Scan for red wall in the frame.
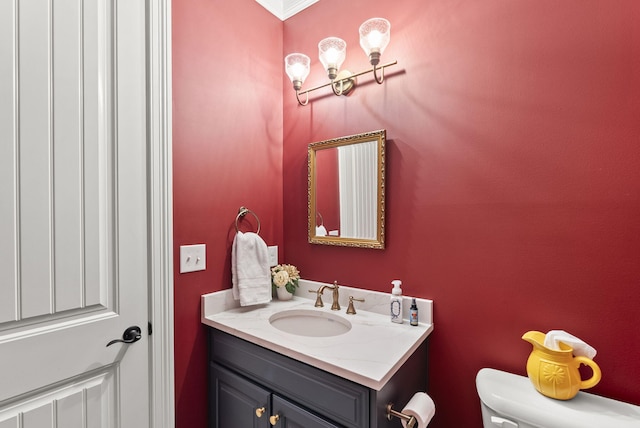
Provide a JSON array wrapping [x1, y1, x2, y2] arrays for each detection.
[[173, 0, 639, 427], [283, 1, 640, 427], [172, 1, 283, 427]]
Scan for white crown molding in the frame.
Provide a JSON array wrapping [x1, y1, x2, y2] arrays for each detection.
[[283, 0, 319, 19], [255, 0, 319, 20]]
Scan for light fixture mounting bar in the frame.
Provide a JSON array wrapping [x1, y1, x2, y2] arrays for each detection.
[[297, 60, 398, 97]]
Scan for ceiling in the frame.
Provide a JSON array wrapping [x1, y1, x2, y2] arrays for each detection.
[[255, 0, 319, 20]]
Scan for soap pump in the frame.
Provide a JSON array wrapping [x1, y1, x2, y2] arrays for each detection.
[[390, 280, 403, 324]]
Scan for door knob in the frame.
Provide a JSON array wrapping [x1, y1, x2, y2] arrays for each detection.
[[255, 407, 265, 418], [269, 414, 280, 425], [106, 326, 142, 347]]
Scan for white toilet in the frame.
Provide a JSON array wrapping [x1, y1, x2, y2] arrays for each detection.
[[476, 368, 640, 428]]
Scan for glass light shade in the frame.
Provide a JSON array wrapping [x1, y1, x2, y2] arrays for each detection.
[[284, 53, 311, 90], [318, 37, 346, 80], [359, 18, 391, 65]]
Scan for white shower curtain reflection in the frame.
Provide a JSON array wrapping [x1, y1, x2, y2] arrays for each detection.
[[338, 141, 377, 239]]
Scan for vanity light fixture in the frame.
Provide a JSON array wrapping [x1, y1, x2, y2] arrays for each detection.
[[285, 18, 398, 106]]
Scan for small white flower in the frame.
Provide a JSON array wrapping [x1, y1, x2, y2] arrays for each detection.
[[273, 270, 290, 287]]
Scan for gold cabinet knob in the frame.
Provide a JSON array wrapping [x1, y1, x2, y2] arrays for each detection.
[[255, 407, 265, 418], [269, 414, 280, 425]]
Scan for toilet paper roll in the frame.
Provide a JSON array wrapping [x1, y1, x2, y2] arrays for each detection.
[[401, 392, 435, 428]]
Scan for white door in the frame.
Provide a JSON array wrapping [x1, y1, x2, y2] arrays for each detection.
[[0, 0, 150, 426]]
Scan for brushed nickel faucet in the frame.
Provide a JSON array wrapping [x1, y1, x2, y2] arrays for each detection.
[[309, 281, 340, 310]]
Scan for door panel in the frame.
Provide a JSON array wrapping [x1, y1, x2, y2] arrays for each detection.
[[0, 0, 149, 426], [211, 363, 271, 428], [17, 0, 53, 319], [0, 0, 112, 327], [0, 370, 112, 428], [272, 395, 340, 428], [0, 419, 17, 428], [0, 0, 18, 325], [52, 0, 87, 313]]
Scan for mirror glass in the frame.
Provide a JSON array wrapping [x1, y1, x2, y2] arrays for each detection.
[[308, 129, 386, 249]]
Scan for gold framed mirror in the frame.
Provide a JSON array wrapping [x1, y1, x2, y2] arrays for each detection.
[[308, 129, 386, 249]]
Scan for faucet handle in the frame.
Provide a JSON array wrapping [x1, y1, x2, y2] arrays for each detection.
[[346, 296, 365, 315], [309, 289, 324, 307]]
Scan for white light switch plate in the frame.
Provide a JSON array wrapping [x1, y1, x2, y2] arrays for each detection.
[[180, 244, 206, 273], [268, 245, 278, 267]]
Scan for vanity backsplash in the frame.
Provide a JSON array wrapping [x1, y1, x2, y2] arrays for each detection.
[[202, 279, 433, 325]]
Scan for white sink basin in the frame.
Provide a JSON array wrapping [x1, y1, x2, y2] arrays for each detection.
[[269, 309, 352, 337]]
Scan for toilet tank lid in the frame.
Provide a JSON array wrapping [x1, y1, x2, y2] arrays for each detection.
[[476, 368, 640, 428]]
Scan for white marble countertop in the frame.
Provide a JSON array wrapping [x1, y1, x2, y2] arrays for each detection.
[[201, 279, 434, 391]]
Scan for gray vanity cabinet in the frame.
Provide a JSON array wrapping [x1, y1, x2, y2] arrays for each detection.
[[208, 329, 428, 428], [211, 363, 339, 428]]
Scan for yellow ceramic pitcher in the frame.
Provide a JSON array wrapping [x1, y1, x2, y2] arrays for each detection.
[[522, 331, 601, 400]]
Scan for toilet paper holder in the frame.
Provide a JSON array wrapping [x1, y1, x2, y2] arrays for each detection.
[[386, 403, 417, 428]]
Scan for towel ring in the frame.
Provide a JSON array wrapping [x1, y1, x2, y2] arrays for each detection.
[[235, 206, 261, 234], [316, 211, 324, 227]]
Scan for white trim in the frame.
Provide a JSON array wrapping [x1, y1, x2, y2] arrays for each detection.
[[147, 0, 175, 427], [283, 0, 319, 20], [255, 0, 318, 20], [255, 0, 284, 19]]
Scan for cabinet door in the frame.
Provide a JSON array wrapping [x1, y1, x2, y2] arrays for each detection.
[[210, 363, 270, 428], [272, 395, 341, 428]]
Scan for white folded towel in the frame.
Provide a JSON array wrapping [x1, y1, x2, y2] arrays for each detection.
[[231, 231, 272, 306], [544, 330, 597, 359], [315, 225, 327, 236]]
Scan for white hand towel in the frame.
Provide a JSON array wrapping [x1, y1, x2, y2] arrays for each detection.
[[544, 330, 597, 359], [231, 231, 272, 306]]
